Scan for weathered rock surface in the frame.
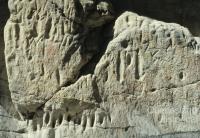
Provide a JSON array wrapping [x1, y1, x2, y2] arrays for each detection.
[[4, 0, 114, 117], [112, 0, 200, 36], [2, 0, 200, 138]]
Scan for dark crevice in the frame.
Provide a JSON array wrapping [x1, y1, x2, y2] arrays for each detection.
[[51, 118, 56, 128], [150, 88, 156, 92], [44, 112, 50, 124], [135, 49, 140, 80], [82, 116, 87, 128], [179, 72, 184, 80], [55, 69, 60, 85], [67, 115, 72, 122], [26, 112, 35, 120], [74, 115, 81, 125], [44, 17, 52, 39], [58, 114, 63, 125], [126, 54, 131, 66], [0, 129, 27, 134], [78, 22, 114, 76], [91, 114, 95, 127], [116, 51, 121, 81], [0, 0, 19, 118], [97, 125, 135, 130], [92, 79, 102, 103]]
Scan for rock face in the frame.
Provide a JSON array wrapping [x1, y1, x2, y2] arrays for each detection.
[[2, 0, 200, 138], [4, 0, 114, 116], [112, 0, 200, 36]]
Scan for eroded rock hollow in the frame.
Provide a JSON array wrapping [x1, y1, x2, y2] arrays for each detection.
[[1, 0, 200, 138]]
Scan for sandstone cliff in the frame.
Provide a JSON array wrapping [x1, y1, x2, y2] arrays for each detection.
[[1, 0, 200, 138]]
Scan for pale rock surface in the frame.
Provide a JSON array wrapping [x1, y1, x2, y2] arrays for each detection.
[[2, 0, 200, 138], [4, 0, 114, 116]]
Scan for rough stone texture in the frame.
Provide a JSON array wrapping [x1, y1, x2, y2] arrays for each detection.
[[112, 0, 200, 36], [0, 1, 21, 136], [94, 12, 200, 135], [0, 0, 15, 114], [2, 0, 200, 138], [4, 0, 114, 117]]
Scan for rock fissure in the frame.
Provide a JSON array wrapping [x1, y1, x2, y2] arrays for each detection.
[[2, 0, 200, 138], [96, 125, 135, 130], [0, 129, 26, 134]]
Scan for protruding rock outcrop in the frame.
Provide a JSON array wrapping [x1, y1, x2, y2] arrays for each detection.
[[4, 0, 114, 116], [2, 0, 200, 138]]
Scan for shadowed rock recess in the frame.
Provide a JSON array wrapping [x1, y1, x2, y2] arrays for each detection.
[[1, 0, 200, 137]]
